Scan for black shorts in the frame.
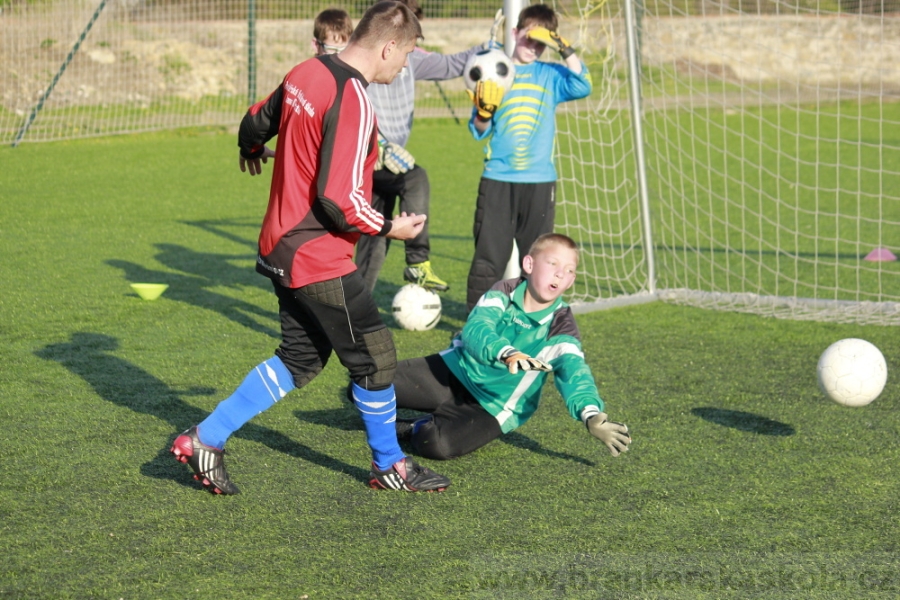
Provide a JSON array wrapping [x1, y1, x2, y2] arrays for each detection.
[[272, 272, 396, 391], [393, 354, 503, 460]]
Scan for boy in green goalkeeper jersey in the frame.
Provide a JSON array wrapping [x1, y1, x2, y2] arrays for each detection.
[[391, 233, 632, 460]]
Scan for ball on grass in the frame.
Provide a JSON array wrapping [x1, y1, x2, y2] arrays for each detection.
[[392, 284, 442, 331], [816, 338, 887, 407]]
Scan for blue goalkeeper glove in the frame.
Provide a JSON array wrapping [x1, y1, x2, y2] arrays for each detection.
[[376, 134, 415, 174]]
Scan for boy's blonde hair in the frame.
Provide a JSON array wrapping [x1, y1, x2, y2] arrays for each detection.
[[516, 3, 559, 32], [528, 233, 579, 262], [314, 8, 353, 44]]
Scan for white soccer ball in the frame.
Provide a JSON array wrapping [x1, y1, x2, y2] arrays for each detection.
[[816, 338, 888, 407], [463, 48, 516, 94], [391, 284, 442, 331]]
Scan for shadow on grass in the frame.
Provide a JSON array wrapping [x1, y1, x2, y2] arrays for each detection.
[[294, 408, 595, 466], [293, 408, 364, 433], [181, 218, 259, 252], [111, 241, 468, 336], [35, 332, 370, 489], [108, 252, 280, 339], [182, 217, 472, 328], [499, 432, 596, 466], [691, 407, 796, 436]]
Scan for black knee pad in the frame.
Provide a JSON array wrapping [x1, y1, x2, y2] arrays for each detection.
[[412, 420, 456, 461], [275, 349, 325, 389], [301, 278, 345, 306], [361, 327, 396, 388], [468, 259, 502, 308], [470, 259, 502, 292]]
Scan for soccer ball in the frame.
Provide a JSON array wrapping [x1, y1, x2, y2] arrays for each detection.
[[391, 284, 442, 331], [463, 48, 516, 94], [816, 338, 888, 407]]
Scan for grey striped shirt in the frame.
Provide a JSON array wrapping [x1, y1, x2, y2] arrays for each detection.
[[368, 45, 481, 147]]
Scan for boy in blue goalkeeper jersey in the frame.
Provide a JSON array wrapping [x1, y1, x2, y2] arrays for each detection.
[[391, 233, 632, 460], [465, 4, 593, 312]]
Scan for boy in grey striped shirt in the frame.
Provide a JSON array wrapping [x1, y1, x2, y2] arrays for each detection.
[[354, 0, 495, 293]]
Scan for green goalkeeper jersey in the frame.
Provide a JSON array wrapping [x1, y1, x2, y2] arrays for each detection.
[[441, 278, 604, 434]]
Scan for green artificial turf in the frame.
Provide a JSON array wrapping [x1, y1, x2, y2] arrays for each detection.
[[0, 121, 897, 599]]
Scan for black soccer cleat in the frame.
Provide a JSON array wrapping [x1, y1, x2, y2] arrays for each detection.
[[368, 457, 450, 492], [170, 426, 240, 495]]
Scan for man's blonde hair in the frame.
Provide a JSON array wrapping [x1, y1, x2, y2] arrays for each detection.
[[528, 232, 579, 262]]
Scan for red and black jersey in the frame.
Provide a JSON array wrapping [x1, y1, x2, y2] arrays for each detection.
[[238, 54, 390, 289]]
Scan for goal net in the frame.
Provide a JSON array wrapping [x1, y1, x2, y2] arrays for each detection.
[[554, 0, 900, 325], [3, 0, 898, 325]]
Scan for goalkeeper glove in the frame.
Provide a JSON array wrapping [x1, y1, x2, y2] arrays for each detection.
[[499, 347, 552, 375], [586, 413, 631, 457], [483, 8, 504, 50], [467, 80, 505, 120], [526, 26, 575, 59], [376, 136, 415, 174]]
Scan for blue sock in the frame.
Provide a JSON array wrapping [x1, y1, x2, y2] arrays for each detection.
[[351, 382, 405, 471], [197, 356, 295, 449]]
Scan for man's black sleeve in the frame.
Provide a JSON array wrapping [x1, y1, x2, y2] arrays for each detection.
[[238, 86, 284, 159]]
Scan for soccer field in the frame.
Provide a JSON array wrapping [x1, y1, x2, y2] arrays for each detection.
[[1, 121, 898, 598]]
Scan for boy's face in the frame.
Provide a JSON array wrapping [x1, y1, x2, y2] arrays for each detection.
[[522, 244, 578, 305], [511, 24, 547, 65], [312, 31, 347, 56]]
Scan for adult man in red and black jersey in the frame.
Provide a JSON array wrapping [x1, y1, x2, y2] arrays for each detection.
[[170, 1, 451, 495]]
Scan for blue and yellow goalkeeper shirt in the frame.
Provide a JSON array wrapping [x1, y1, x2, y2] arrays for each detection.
[[441, 278, 604, 434], [469, 60, 592, 183]]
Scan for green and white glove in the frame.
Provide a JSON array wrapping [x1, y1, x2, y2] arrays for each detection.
[[526, 26, 575, 59], [586, 412, 631, 456], [376, 135, 415, 174], [499, 347, 552, 375]]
